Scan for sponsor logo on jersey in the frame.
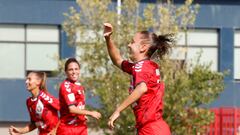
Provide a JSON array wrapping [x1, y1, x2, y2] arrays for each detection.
[[36, 100, 44, 118], [68, 93, 75, 102]]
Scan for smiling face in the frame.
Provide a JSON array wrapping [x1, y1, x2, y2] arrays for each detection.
[[128, 32, 150, 62], [128, 33, 142, 62], [25, 72, 41, 92], [65, 62, 80, 82]]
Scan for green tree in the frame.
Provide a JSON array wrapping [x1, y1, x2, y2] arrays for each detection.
[[62, 0, 224, 134]]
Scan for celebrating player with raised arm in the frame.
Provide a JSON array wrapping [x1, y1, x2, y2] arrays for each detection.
[[9, 71, 59, 135], [104, 23, 172, 135]]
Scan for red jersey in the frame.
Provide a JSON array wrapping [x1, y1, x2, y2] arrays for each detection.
[[121, 59, 164, 128], [59, 79, 86, 125], [26, 91, 59, 135]]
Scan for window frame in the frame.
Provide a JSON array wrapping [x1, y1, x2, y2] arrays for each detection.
[[234, 29, 240, 80], [0, 24, 60, 78], [171, 28, 219, 71]]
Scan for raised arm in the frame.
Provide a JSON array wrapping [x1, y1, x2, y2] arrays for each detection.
[[103, 23, 123, 68]]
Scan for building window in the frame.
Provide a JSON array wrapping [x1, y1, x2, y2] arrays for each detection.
[[234, 30, 240, 80], [170, 29, 218, 71], [0, 24, 59, 78]]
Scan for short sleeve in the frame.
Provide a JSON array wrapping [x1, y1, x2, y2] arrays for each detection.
[[134, 71, 150, 87], [133, 61, 159, 88], [49, 95, 60, 110], [121, 60, 134, 74], [60, 82, 77, 106]]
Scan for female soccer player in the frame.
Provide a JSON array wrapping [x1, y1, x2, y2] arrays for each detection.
[[9, 71, 59, 135], [56, 58, 101, 135], [104, 23, 172, 135]]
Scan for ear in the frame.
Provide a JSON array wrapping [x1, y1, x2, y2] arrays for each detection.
[[35, 78, 42, 86], [139, 44, 149, 53]]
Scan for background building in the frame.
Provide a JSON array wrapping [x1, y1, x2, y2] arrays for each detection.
[[0, 0, 239, 134]]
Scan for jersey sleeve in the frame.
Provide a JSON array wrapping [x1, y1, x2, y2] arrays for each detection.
[[134, 70, 150, 87], [40, 92, 60, 110], [59, 82, 77, 106], [134, 62, 159, 88], [121, 60, 134, 74], [49, 95, 60, 110]]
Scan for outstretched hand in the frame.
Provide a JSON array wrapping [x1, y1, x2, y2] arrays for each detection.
[[108, 111, 120, 129], [90, 111, 102, 120], [9, 126, 21, 135], [103, 23, 113, 37]]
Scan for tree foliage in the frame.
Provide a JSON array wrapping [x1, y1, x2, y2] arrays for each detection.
[[62, 0, 224, 134]]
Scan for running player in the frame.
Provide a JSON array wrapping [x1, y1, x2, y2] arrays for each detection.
[[104, 23, 172, 135], [9, 71, 59, 135], [56, 58, 101, 135]]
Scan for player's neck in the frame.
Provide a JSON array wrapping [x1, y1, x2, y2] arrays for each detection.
[[31, 88, 40, 98], [133, 55, 149, 63]]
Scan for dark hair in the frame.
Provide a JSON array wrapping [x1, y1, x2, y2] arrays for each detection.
[[64, 57, 80, 71], [139, 31, 174, 59], [28, 71, 48, 92]]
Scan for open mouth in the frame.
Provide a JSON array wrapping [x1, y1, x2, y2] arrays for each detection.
[[72, 74, 78, 78]]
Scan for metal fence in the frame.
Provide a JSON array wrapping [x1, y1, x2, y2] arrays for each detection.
[[206, 107, 240, 135]]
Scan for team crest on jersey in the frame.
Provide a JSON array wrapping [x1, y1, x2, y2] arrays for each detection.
[[134, 61, 144, 72]]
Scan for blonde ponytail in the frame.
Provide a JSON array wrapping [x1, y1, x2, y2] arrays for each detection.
[[39, 72, 48, 92]]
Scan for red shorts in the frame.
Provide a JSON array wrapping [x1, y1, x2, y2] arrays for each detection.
[[137, 119, 171, 135], [56, 122, 87, 135]]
